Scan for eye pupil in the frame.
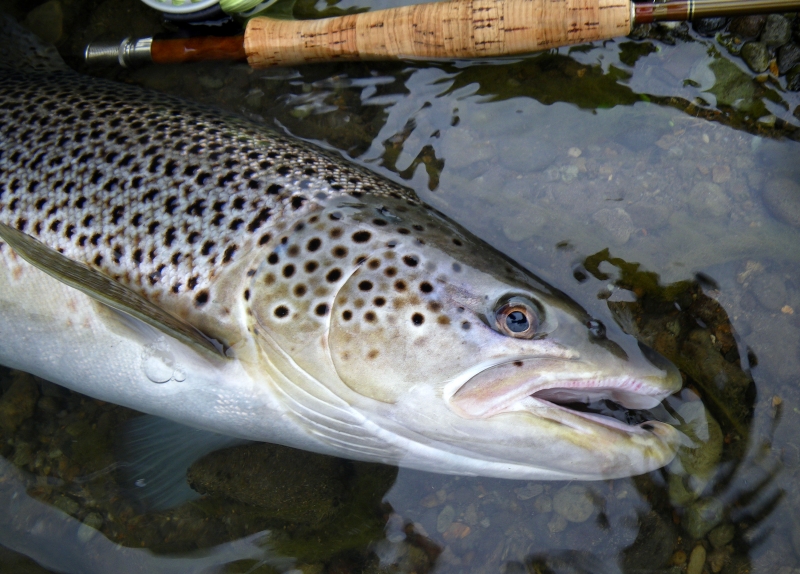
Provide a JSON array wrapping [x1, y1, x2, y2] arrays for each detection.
[[506, 311, 529, 332]]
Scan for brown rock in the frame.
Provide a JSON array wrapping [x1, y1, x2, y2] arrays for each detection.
[[729, 15, 766, 38]]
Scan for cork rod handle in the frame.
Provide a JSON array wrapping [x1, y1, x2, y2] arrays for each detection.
[[243, 0, 633, 68]]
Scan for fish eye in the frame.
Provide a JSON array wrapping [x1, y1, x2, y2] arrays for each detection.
[[494, 298, 538, 339], [587, 319, 606, 339]]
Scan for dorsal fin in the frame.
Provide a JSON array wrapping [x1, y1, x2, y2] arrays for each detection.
[[0, 223, 226, 357], [0, 13, 69, 73]]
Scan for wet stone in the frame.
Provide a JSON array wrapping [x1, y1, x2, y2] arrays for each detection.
[[740, 42, 770, 73], [187, 442, 349, 525], [592, 208, 635, 245], [729, 15, 766, 38], [687, 545, 707, 574], [683, 498, 725, 539], [708, 523, 735, 548], [762, 177, 800, 226], [778, 43, 800, 75], [688, 182, 731, 218], [0, 374, 39, 433], [436, 505, 456, 533], [760, 14, 792, 48], [787, 64, 800, 91], [52, 495, 80, 516], [533, 494, 553, 513], [693, 17, 729, 37], [547, 513, 568, 533], [553, 485, 594, 523], [751, 273, 788, 311], [514, 483, 544, 500]]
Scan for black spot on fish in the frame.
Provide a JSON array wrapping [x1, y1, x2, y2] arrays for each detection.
[[374, 297, 386, 307], [412, 313, 424, 326], [267, 253, 279, 265], [327, 269, 342, 282], [247, 208, 271, 232], [315, 303, 328, 316], [283, 264, 295, 278], [403, 256, 418, 267], [294, 285, 307, 297], [342, 310, 352, 321], [332, 246, 348, 258], [195, 291, 209, 307], [305, 261, 319, 273], [420, 282, 433, 293], [365, 311, 377, 322], [395, 280, 406, 291], [223, 245, 237, 263], [358, 281, 373, 291], [352, 231, 371, 243], [307, 238, 321, 252]]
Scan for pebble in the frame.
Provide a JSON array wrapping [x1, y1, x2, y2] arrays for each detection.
[[762, 177, 800, 226], [687, 545, 707, 574], [52, 495, 80, 516], [750, 273, 788, 311], [0, 376, 39, 433], [683, 498, 725, 539], [514, 483, 544, 500], [533, 494, 553, 513], [688, 182, 731, 218], [740, 42, 770, 73], [592, 207, 635, 245], [436, 505, 456, 533], [708, 523, 735, 548], [777, 43, 800, 75], [547, 513, 568, 533], [693, 17, 729, 37], [729, 15, 766, 38], [552, 485, 594, 523], [787, 64, 800, 91], [442, 522, 470, 541], [760, 14, 792, 48]]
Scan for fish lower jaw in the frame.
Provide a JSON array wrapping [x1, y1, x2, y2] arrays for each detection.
[[511, 394, 673, 437]]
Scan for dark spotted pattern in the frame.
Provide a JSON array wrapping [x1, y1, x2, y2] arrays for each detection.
[[0, 69, 416, 313]]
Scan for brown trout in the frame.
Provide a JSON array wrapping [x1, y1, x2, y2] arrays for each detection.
[[0, 16, 681, 481]]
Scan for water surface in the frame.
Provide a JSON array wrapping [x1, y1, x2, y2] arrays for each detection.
[[1, 1, 799, 572]]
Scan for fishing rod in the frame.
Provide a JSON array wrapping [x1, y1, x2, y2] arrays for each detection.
[[85, 0, 800, 68]]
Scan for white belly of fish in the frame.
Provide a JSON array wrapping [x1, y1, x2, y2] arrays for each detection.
[[0, 251, 325, 451]]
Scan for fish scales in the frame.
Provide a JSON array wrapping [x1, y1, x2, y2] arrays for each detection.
[[0, 69, 416, 323]]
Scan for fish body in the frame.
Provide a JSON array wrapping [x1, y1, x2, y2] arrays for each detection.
[[0, 19, 682, 480]]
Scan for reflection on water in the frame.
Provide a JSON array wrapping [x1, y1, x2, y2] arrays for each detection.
[[1, 0, 799, 571]]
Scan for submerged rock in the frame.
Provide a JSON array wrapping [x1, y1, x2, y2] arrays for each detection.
[[188, 443, 349, 525], [778, 43, 800, 75], [553, 485, 594, 523], [762, 177, 800, 226], [760, 14, 792, 48], [740, 42, 770, 73], [729, 15, 766, 38], [0, 372, 39, 433]]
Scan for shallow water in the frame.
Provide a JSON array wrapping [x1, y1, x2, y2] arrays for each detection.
[[1, 1, 800, 572]]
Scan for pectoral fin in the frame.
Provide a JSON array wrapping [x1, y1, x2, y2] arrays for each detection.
[[0, 223, 224, 357]]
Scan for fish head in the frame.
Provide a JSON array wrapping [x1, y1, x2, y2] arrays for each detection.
[[247, 193, 681, 479]]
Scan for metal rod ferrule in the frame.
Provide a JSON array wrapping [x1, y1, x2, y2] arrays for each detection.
[[84, 37, 153, 68]]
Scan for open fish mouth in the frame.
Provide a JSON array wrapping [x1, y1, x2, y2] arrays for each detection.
[[449, 358, 678, 434]]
